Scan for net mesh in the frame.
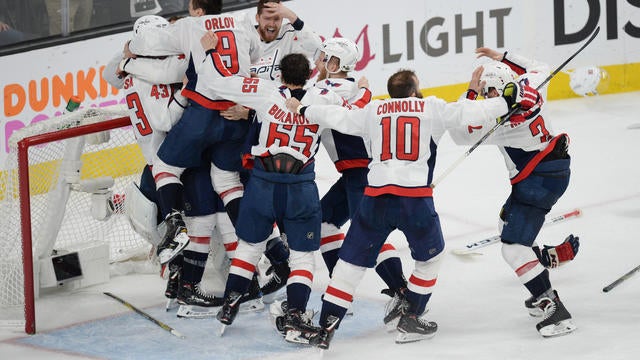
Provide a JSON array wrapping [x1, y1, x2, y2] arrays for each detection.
[[0, 105, 150, 325]]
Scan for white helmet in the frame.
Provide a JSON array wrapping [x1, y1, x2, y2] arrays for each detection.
[[569, 66, 609, 96], [480, 61, 517, 96], [320, 37, 359, 73], [133, 15, 169, 36]]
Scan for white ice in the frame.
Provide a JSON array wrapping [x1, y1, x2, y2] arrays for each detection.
[[1, 91, 639, 359]]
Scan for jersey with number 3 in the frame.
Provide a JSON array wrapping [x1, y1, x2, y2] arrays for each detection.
[[122, 56, 188, 165]]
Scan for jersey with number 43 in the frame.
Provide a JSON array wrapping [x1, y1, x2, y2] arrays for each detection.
[[302, 96, 509, 196], [450, 52, 555, 182], [128, 14, 261, 109]]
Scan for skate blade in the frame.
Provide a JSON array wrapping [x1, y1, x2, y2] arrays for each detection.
[[284, 330, 310, 345], [538, 319, 577, 337], [166, 298, 178, 311], [239, 298, 265, 313], [176, 305, 221, 319], [395, 330, 436, 344], [219, 324, 227, 337]]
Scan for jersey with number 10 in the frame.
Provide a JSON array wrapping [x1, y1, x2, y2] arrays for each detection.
[[303, 96, 509, 197]]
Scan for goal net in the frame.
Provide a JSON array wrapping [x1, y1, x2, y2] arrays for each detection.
[[0, 104, 152, 333]]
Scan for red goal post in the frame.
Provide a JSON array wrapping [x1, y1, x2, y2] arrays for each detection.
[[0, 105, 151, 334]]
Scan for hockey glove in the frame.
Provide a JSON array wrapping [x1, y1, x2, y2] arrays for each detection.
[[537, 234, 580, 269], [502, 82, 540, 110]]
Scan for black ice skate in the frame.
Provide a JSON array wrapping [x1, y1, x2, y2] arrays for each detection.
[[533, 290, 577, 337], [164, 262, 181, 311], [260, 261, 290, 303], [239, 274, 265, 312], [157, 211, 189, 265], [382, 287, 408, 331], [283, 309, 322, 345], [176, 282, 224, 318], [395, 312, 438, 344], [308, 315, 340, 350], [525, 295, 544, 317], [216, 292, 243, 336]]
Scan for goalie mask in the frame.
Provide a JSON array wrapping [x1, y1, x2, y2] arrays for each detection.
[[317, 37, 359, 74], [133, 15, 169, 36], [569, 66, 609, 96], [480, 61, 517, 97]]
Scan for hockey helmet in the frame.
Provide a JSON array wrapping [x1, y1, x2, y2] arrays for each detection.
[[133, 15, 169, 36], [480, 61, 517, 96], [319, 37, 359, 74], [569, 66, 609, 96]]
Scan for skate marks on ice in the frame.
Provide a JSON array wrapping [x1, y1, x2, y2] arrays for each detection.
[[13, 294, 384, 360]]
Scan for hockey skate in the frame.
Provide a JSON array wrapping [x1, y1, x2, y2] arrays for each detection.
[[395, 312, 438, 344], [157, 211, 190, 265], [382, 287, 408, 331], [216, 291, 243, 335], [239, 274, 265, 313], [283, 309, 322, 345], [164, 262, 182, 311], [270, 300, 316, 337], [260, 262, 290, 304], [308, 315, 340, 350], [175, 282, 224, 319], [532, 291, 577, 337]]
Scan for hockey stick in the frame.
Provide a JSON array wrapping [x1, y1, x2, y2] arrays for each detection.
[[430, 27, 600, 189], [452, 208, 582, 256], [602, 264, 640, 293], [104, 292, 185, 339]]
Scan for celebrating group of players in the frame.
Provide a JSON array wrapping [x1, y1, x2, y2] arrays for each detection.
[[106, 0, 581, 350]]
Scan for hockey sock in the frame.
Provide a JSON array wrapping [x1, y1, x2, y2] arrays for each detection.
[[286, 283, 311, 312], [156, 183, 184, 218], [525, 269, 552, 299], [264, 236, 289, 264], [181, 250, 208, 284], [319, 300, 348, 329], [224, 273, 252, 298], [405, 290, 432, 315], [375, 257, 406, 291], [321, 249, 339, 276], [224, 198, 241, 226]]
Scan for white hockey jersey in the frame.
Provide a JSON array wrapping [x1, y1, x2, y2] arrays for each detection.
[[128, 14, 261, 110], [302, 96, 509, 197], [315, 78, 372, 171], [205, 75, 348, 164], [250, 18, 321, 81], [449, 52, 556, 183], [121, 55, 188, 165]]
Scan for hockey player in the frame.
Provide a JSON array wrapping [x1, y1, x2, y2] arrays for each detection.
[[219, 0, 322, 300], [455, 47, 579, 337], [284, 69, 535, 347], [313, 37, 408, 325], [197, 31, 370, 343], [107, 15, 237, 312]]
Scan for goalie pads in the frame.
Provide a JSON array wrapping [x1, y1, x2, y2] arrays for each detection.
[[124, 181, 161, 245]]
